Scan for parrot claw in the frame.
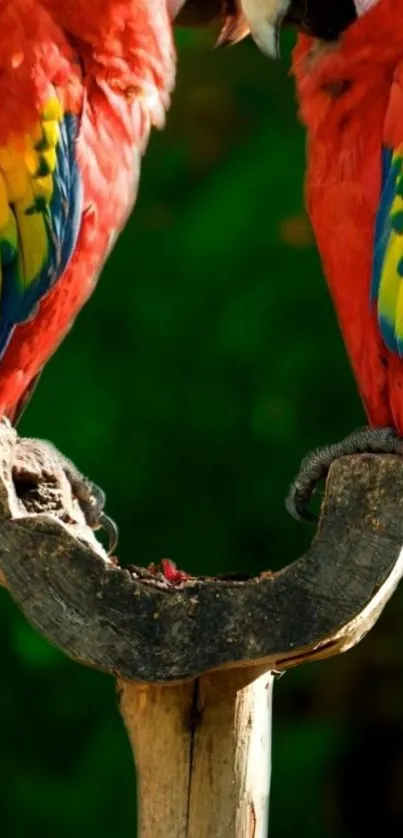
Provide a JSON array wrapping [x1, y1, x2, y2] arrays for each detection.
[[286, 426, 403, 523], [97, 512, 119, 556], [63, 465, 118, 556], [16, 439, 118, 555]]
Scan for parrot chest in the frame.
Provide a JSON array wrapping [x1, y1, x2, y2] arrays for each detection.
[[305, 94, 385, 314], [292, 27, 403, 429], [301, 75, 396, 425]]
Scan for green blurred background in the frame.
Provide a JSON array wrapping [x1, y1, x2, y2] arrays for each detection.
[[1, 24, 402, 838]]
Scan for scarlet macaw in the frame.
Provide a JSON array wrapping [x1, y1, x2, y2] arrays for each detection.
[[219, 0, 403, 519], [0, 0, 225, 551]]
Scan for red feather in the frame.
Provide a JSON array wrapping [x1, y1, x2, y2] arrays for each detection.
[[292, 0, 403, 433], [0, 0, 176, 420]]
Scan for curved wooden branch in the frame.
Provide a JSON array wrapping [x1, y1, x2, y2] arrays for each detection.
[[1, 422, 403, 837], [0, 422, 402, 682]]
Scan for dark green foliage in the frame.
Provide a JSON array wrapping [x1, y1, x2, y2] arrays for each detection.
[[1, 28, 401, 838]]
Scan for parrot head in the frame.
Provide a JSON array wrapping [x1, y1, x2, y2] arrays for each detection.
[[176, 0, 379, 55], [245, 0, 358, 54]]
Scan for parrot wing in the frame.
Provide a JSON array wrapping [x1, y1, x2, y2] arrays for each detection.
[[371, 145, 403, 356], [0, 93, 82, 359]]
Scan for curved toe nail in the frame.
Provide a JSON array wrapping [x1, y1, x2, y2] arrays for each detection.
[[98, 512, 119, 555]]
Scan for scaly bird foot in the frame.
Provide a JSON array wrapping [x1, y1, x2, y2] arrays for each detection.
[[286, 426, 403, 523], [59, 451, 118, 555], [17, 439, 118, 554]]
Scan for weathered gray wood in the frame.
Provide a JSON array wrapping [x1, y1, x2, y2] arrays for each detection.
[[0, 422, 402, 682]]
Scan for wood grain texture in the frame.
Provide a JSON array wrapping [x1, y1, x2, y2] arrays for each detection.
[[118, 668, 273, 838], [0, 422, 402, 681]]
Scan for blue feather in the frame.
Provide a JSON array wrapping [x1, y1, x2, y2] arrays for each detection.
[[371, 147, 396, 303], [0, 106, 82, 357], [371, 145, 403, 357]]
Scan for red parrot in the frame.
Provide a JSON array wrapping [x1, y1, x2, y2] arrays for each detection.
[[220, 0, 403, 518], [0, 0, 179, 425], [0, 0, 232, 566], [0, 0, 246, 578], [0, 0, 182, 548]]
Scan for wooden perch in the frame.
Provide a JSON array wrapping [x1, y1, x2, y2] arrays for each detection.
[[0, 420, 402, 837]]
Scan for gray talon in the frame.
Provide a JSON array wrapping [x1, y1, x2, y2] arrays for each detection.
[[17, 438, 119, 554], [66, 472, 118, 554], [286, 426, 402, 523], [98, 512, 119, 556]]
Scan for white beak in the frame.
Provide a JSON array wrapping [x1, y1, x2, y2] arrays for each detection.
[[167, 0, 188, 19], [240, 0, 290, 56], [354, 0, 380, 15]]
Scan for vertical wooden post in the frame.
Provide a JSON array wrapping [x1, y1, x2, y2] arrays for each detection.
[[118, 667, 273, 838]]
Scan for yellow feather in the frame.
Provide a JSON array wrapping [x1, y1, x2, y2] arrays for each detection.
[[40, 148, 57, 174], [41, 98, 63, 122], [30, 124, 43, 146], [24, 146, 39, 176], [0, 212, 18, 271], [32, 174, 53, 204], [0, 213, 18, 251], [395, 280, 403, 344], [41, 121, 60, 149], [0, 145, 21, 173], [14, 181, 36, 213], [4, 166, 30, 203], [392, 193, 403, 215], [14, 185, 48, 285], [378, 233, 402, 325], [0, 94, 63, 289], [0, 174, 10, 229], [15, 211, 48, 286]]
